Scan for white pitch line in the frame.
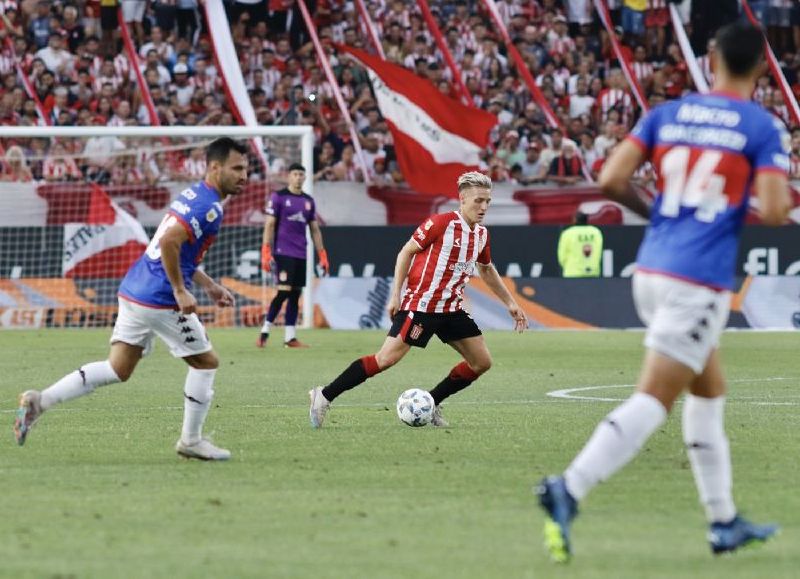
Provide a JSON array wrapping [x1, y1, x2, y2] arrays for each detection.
[[546, 377, 798, 406]]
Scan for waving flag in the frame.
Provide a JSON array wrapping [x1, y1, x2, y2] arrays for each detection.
[[340, 45, 497, 197], [63, 185, 149, 278]]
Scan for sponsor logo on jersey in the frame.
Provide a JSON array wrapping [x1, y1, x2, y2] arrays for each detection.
[[170, 200, 190, 215], [448, 261, 474, 274], [287, 211, 307, 223], [454, 238, 461, 248], [305, 201, 312, 211], [181, 188, 197, 200], [206, 208, 218, 222], [424, 219, 433, 230], [415, 228, 425, 240]]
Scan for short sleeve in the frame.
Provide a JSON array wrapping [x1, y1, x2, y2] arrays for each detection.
[[306, 195, 317, 222], [411, 214, 448, 250], [477, 228, 491, 265], [626, 107, 659, 155], [752, 115, 790, 176], [266, 192, 281, 217]]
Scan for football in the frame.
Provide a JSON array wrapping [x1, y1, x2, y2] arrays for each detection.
[[396, 388, 434, 427]]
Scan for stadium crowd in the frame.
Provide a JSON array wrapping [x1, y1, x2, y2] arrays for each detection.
[[1, 0, 800, 187]]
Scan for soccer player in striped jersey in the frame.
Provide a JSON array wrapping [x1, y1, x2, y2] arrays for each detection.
[[309, 171, 528, 428], [536, 22, 791, 562]]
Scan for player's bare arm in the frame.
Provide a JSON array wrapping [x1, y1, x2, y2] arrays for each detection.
[[309, 220, 330, 275], [754, 171, 791, 226], [476, 262, 527, 332], [193, 269, 235, 308], [598, 139, 651, 219], [262, 214, 276, 248], [159, 223, 196, 314], [387, 240, 422, 319]]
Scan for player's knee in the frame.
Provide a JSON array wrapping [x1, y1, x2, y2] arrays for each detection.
[[472, 355, 492, 375], [112, 363, 134, 382], [376, 351, 400, 369]]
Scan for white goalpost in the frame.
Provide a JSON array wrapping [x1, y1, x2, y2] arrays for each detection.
[[0, 125, 316, 330]]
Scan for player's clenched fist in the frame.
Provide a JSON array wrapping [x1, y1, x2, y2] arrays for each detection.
[[317, 249, 330, 276]]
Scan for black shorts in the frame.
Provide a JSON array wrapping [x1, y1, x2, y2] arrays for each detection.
[[100, 6, 118, 31], [275, 255, 306, 288], [388, 310, 482, 348]]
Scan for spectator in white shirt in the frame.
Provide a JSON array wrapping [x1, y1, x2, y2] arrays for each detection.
[[36, 33, 73, 79]]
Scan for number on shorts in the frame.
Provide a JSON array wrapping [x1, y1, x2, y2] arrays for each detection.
[[659, 146, 728, 223]]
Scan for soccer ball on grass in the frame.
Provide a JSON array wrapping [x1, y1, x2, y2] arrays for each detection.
[[396, 388, 434, 427]]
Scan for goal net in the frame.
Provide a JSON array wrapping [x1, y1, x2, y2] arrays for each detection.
[[0, 126, 314, 330]]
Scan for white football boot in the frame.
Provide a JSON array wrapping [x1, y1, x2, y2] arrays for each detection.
[[309, 386, 331, 428], [176, 438, 231, 461], [14, 390, 44, 446]]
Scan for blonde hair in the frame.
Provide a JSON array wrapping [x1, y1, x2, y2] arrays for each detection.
[[5, 145, 26, 164], [457, 171, 492, 193]]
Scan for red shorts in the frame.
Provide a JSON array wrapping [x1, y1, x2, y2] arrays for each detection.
[[645, 8, 669, 28]]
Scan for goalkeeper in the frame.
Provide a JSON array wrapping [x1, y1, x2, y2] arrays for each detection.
[[258, 163, 329, 348]]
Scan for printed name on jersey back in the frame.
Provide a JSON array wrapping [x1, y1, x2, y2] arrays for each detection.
[[676, 103, 740, 127]]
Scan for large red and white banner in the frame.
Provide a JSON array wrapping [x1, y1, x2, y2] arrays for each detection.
[[340, 45, 498, 197], [203, 0, 269, 171], [62, 185, 149, 278]]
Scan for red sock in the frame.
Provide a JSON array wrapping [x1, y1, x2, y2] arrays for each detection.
[[361, 355, 381, 377], [449, 361, 479, 381]]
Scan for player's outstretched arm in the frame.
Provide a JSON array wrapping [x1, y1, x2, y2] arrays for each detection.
[[387, 240, 421, 319], [476, 262, 527, 332], [754, 171, 792, 226], [193, 270, 235, 308], [598, 139, 650, 219]]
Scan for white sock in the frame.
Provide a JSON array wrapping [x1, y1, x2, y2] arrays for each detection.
[[260, 319, 271, 333], [285, 325, 296, 342], [181, 368, 216, 445], [40, 361, 120, 410], [682, 394, 736, 523], [564, 392, 667, 501]]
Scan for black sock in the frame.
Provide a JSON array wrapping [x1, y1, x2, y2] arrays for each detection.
[[429, 377, 474, 406], [429, 361, 479, 405], [322, 355, 380, 401], [266, 290, 290, 322]]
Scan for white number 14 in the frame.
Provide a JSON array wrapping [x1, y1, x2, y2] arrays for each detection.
[[660, 146, 729, 222]]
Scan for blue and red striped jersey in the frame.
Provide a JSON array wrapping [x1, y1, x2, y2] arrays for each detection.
[[119, 181, 224, 308], [628, 91, 789, 289]]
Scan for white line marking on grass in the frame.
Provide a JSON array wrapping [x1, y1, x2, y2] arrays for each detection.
[[546, 377, 798, 406]]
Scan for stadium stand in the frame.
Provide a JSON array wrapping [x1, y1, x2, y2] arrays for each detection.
[[0, 0, 799, 188]]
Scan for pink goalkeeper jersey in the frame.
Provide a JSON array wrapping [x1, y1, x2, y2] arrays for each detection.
[[401, 211, 491, 313]]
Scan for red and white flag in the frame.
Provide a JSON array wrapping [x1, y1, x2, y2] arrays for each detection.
[[340, 45, 498, 196], [62, 185, 149, 278]]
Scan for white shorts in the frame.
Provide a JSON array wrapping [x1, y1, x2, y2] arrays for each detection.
[[122, 0, 146, 22], [633, 271, 730, 374], [111, 297, 212, 358]]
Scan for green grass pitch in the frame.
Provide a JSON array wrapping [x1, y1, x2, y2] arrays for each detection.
[[1, 329, 799, 578]]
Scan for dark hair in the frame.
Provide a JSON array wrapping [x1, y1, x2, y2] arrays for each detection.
[[575, 211, 588, 225], [715, 22, 764, 77], [288, 162, 306, 172], [206, 138, 247, 164]]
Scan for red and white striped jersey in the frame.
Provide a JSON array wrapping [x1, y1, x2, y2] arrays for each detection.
[[631, 61, 653, 82], [401, 212, 491, 313], [596, 87, 634, 125]]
